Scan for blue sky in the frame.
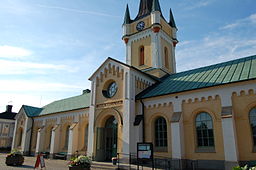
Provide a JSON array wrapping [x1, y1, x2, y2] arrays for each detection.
[[0, 0, 256, 112]]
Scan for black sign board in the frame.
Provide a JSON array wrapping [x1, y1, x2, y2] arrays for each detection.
[[137, 143, 153, 159]]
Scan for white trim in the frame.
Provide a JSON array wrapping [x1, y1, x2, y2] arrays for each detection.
[[144, 83, 256, 112]]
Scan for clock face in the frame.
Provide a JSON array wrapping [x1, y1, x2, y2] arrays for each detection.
[[136, 21, 145, 31], [107, 82, 118, 98]]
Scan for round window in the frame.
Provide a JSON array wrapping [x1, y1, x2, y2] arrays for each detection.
[[102, 81, 118, 98]]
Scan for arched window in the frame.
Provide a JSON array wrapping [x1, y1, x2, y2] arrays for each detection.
[[155, 117, 167, 147], [18, 128, 23, 147], [249, 108, 256, 148], [196, 112, 214, 147], [139, 46, 145, 66], [64, 126, 70, 149], [164, 47, 169, 69]]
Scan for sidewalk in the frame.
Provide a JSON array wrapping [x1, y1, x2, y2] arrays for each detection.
[[0, 154, 154, 170]]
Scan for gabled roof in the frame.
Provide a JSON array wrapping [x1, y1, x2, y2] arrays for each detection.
[[21, 92, 90, 117], [137, 55, 256, 99], [89, 57, 158, 82], [23, 105, 42, 117]]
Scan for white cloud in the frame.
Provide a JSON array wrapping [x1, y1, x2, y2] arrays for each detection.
[[0, 79, 85, 112], [0, 45, 32, 59], [221, 13, 256, 30], [0, 80, 83, 92], [36, 4, 120, 18], [184, 0, 214, 10], [0, 59, 70, 75], [176, 35, 256, 72]]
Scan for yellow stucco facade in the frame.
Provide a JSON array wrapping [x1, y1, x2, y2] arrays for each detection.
[[11, 1, 256, 170]]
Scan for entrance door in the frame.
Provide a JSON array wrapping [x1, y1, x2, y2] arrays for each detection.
[[105, 116, 118, 161]]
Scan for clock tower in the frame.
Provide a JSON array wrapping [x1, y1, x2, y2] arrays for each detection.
[[122, 0, 178, 78]]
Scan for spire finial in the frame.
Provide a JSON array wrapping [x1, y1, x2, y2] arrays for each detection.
[[123, 4, 131, 25], [169, 8, 177, 28], [135, 0, 153, 20], [152, 0, 161, 12]]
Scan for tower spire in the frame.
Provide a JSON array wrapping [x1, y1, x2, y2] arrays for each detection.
[[135, 0, 153, 20], [152, 0, 161, 12], [169, 8, 177, 28], [123, 4, 131, 25]]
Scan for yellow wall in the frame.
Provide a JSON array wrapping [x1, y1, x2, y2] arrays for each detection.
[[130, 16, 151, 35], [182, 96, 225, 160], [95, 66, 124, 105], [232, 90, 256, 161], [144, 104, 173, 158], [160, 18, 172, 37], [131, 36, 152, 69], [161, 37, 173, 73], [94, 68, 125, 158]]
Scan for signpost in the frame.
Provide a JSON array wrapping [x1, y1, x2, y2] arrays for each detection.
[[137, 143, 154, 170]]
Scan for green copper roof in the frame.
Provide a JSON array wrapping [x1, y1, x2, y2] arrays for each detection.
[[169, 8, 177, 28], [123, 4, 131, 25], [23, 105, 42, 117], [137, 55, 256, 99], [152, 0, 161, 12], [22, 92, 91, 117]]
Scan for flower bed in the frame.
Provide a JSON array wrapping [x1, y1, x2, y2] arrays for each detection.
[[5, 149, 24, 166], [68, 155, 91, 170]]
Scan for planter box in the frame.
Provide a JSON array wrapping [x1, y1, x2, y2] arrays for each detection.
[[5, 155, 24, 166], [69, 166, 90, 170]]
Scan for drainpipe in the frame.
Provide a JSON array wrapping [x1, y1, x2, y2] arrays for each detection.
[[28, 117, 34, 156], [140, 100, 145, 143]]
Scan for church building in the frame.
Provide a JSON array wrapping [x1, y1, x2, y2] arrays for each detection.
[[12, 0, 256, 169]]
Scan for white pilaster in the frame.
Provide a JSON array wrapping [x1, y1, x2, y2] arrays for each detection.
[[151, 32, 161, 68], [67, 123, 78, 158], [36, 127, 45, 154], [22, 117, 32, 155], [11, 119, 18, 149], [126, 41, 132, 65], [87, 79, 96, 157], [50, 125, 60, 156], [151, 11, 161, 24], [67, 128, 73, 155], [221, 115, 239, 169]]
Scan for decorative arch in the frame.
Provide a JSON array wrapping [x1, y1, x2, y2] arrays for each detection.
[[148, 113, 169, 151], [190, 108, 217, 122], [95, 108, 123, 128], [195, 112, 215, 147]]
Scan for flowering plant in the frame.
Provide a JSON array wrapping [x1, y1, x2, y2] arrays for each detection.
[[68, 155, 91, 168], [111, 157, 117, 161], [233, 165, 256, 170], [7, 149, 23, 157]]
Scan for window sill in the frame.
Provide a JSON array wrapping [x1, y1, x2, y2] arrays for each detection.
[[154, 147, 168, 152], [195, 147, 215, 153]]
